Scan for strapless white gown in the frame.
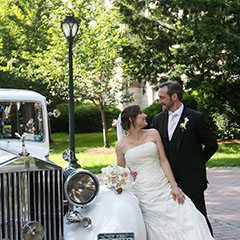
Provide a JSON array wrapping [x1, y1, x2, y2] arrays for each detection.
[[125, 141, 214, 240]]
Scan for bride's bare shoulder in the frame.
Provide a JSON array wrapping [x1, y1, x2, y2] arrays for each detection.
[[115, 137, 128, 152], [143, 129, 161, 143], [144, 128, 160, 136]]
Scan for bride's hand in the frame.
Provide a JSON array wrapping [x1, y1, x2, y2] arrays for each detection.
[[172, 186, 185, 204]]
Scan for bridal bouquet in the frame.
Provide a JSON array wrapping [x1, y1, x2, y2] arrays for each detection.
[[101, 162, 131, 194]]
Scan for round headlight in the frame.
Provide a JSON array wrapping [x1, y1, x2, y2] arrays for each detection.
[[64, 170, 99, 206]]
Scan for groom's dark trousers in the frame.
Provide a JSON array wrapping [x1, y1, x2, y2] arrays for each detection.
[[152, 107, 218, 236]]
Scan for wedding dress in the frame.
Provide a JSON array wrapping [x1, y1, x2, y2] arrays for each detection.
[[125, 141, 214, 240]]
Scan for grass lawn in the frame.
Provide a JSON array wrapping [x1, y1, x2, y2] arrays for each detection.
[[49, 132, 240, 173], [50, 131, 117, 173], [207, 141, 240, 167]]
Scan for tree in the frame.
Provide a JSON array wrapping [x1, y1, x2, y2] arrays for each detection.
[[0, 0, 63, 106], [72, 1, 133, 147], [115, 0, 240, 138], [38, 1, 133, 147], [12, 0, 133, 147], [0, 0, 134, 146]]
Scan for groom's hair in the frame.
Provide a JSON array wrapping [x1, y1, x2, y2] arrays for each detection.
[[159, 81, 183, 101], [121, 105, 141, 130]]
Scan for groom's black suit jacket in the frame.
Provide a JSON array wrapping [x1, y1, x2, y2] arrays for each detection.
[[152, 106, 218, 195]]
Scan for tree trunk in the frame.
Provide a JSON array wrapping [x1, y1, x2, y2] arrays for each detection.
[[100, 106, 109, 148]]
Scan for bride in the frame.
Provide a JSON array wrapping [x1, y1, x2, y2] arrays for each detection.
[[115, 104, 214, 240]]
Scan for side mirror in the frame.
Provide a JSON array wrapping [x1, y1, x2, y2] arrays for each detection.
[[48, 109, 61, 118], [62, 149, 74, 168]]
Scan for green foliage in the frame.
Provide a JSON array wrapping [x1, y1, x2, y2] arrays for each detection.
[[192, 83, 240, 139], [74, 104, 102, 133], [0, 0, 134, 147], [116, 0, 240, 140], [0, 0, 62, 94], [50, 102, 120, 133], [212, 113, 240, 140], [1, 0, 239, 140], [143, 100, 162, 125], [182, 92, 197, 110], [50, 103, 69, 133]]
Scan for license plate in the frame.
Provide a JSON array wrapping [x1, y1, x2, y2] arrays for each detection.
[[98, 232, 134, 240]]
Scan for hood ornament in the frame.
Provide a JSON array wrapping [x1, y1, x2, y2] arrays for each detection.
[[15, 132, 30, 157]]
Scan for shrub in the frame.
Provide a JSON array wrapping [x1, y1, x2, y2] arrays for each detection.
[[192, 91, 240, 140], [74, 104, 102, 133], [182, 92, 198, 110], [143, 100, 162, 126], [50, 102, 120, 133], [50, 103, 69, 133], [212, 112, 240, 140]]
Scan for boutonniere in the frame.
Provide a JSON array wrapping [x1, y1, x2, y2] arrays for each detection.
[[180, 117, 189, 132]]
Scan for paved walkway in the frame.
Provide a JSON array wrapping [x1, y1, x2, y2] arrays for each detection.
[[205, 167, 240, 240]]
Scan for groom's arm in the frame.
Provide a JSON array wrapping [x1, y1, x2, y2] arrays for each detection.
[[196, 113, 218, 162]]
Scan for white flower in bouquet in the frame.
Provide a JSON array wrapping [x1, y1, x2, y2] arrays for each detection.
[[101, 162, 131, 193]]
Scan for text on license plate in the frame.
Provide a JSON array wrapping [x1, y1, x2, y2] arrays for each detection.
[[98, 232, 134, 240]]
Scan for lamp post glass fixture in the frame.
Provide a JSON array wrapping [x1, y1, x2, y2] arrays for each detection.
[[61, 14, 80, 168]]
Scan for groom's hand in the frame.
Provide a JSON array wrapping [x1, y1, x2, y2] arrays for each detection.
[[130, 171, 138, 181], [172, 187, 185, 204]]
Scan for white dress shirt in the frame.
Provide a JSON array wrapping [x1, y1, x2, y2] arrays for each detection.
[[168, 104, 184, 140]]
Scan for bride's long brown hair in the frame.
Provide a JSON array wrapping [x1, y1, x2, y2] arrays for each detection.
[[121, 105, 141, 131]]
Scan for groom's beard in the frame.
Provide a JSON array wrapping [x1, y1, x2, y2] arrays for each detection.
[[162, 98, 174, 112]]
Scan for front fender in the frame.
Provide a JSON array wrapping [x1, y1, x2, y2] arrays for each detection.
[[64, 185, 146, 240]]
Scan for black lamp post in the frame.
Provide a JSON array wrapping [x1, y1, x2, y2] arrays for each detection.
[[61, 14, 80, 168]]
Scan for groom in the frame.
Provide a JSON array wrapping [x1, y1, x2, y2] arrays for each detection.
[[152, 81, 218, 235]]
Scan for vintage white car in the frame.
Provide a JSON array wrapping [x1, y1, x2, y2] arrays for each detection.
[[0, 89, 146, 240]]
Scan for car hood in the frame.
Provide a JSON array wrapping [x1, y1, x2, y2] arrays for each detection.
[[0, 147, 19, 165]]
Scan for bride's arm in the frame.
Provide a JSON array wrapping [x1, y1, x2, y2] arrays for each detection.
[[150, 129, 185, 204], [115, 141, 126, 168]]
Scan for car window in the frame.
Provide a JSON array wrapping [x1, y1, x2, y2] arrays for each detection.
[[0, 101, 44, 141]]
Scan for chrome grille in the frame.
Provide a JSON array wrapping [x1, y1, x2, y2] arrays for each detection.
[[0, 157, 64, 240]]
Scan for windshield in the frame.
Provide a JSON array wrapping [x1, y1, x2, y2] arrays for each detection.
[[0, 101, 44, 141]]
